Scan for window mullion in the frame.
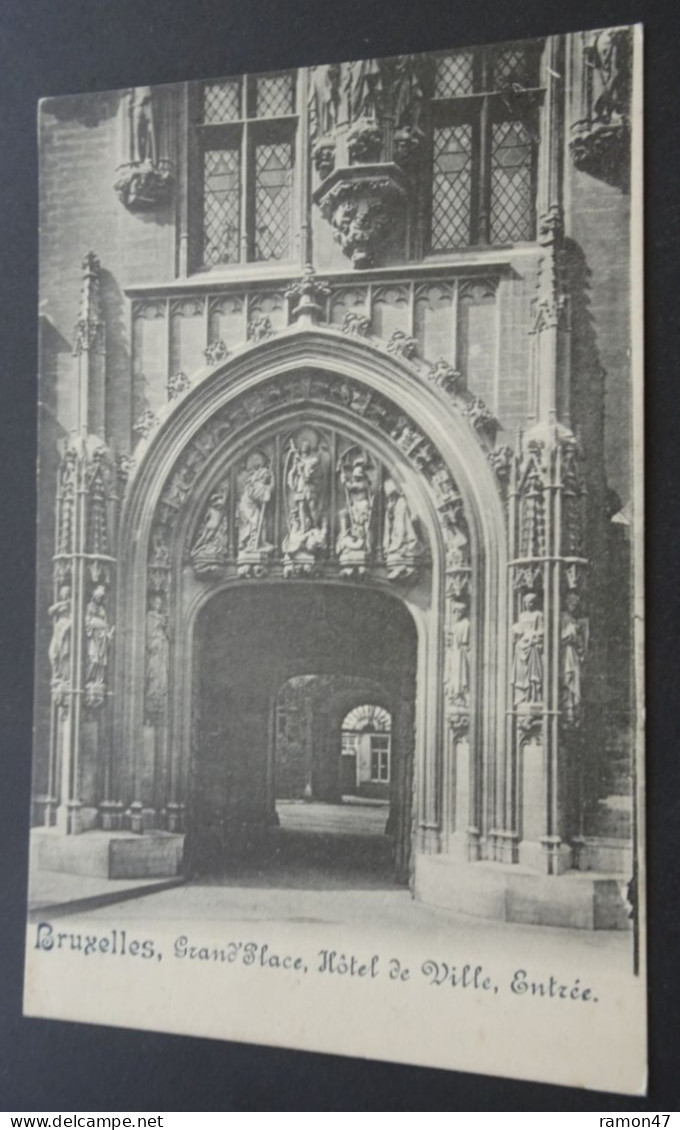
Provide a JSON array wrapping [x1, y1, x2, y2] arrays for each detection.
[[477, 94, 491, 244], [241, 121, 251, 262]]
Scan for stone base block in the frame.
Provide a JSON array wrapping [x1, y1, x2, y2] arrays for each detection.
[[574, 837, 633, 874], [33, 829, 184, 879], [415, 854, 632, 930]]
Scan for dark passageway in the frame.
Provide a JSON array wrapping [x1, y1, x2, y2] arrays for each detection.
[[185, 582, 417, 884]]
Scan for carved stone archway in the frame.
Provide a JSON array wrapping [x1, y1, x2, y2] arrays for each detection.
[[113, 324, 508, 896]]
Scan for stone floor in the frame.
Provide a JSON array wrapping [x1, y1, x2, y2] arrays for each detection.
[[277, 797, 389, 836]]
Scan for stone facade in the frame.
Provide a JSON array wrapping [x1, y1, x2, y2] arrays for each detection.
[[33, 31, 638, 926]]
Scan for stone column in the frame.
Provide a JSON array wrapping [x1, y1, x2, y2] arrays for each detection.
[[504, 37, 589, 876], [48, 253, 119, 834]]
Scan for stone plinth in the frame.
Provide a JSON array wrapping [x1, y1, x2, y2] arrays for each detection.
[[415, 854, 631, 930], [33, 828, 184, 880]]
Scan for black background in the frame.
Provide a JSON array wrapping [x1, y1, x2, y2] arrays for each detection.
[[1, 0, 678, 1112]]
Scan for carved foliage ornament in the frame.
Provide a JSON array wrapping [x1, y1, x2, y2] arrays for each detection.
[[285, 266, 331, 323]]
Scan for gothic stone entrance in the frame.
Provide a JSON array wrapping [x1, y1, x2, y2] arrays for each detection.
[[45, 326, 623, 927], [111, 331, 501, 896], [189, 584, 416, 879]]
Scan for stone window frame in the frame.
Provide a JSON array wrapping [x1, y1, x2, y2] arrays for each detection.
[[187, 70, 301, 273], [425, 41, 545, 252]]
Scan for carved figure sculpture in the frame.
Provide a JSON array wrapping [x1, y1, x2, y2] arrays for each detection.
[[282, 435, 328, 576], [560, 592, 588, 723], [145, 593, 169, 717], [591, 30, 629, 125], [149, 526, 170, 568], [383, 478, 421, 580], [237, 451, 275, 577], [132, 87, 157, 165], [445, 601, 471, 707], [309, 64, 341, 137], [441, 503, 469, 570], [48, 585, 72, 686], [336, 448, 375, 576], [512, 592, 544, 707], [392, 54, 424, 131], [285, 437, 325, 534], [191, 490, 229, 576], [85, 585, 114, 689], [347, 58, 383, 121]]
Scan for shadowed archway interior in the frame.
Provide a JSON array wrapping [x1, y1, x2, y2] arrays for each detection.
[[187, 582, 417, 882]]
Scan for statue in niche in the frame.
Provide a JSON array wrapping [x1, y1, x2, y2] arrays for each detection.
[[336, 447, 376, 577], [48, 585, 72, 687], [163, 463, 195, 510], [382, 478, 421, 580], [309, 64, 341, 137], [560, 591, 588, 724], [236, 450, 275, 578], [441, 503, 469, 570], [191, 489, 229, 577], [591, 29, 630, 126], [392, 55, 425, 131], [347, 58, 384, 122], [145, 593, 169, 718], [85, 585, 115, 691], [132, 88, 157, 165], [445, 600, 471, 708], [149, 526, 170, 568], [282, 433, 328, 576], [512, 592, 544, 707]]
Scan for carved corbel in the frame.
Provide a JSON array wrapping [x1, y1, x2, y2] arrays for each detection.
[[314, 166, 408, 269], [570, 28, 632, 190], [114, 87, 175, 210]]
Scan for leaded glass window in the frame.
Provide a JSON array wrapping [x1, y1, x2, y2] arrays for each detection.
[[434, 51, 474, 97], [254, 141, 293, 260], [255, 73, 295, 118], [432, 123, 473, 248], [203, 147, 241, 266], [490, 119, 534, 243], [429, 40, 543, 250], [203, 79, 241, 123], [193, 71, 297, 270]]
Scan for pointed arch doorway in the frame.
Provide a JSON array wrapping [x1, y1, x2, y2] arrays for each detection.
[[187, 582, 417, 883], [114, 326, 508, 909]]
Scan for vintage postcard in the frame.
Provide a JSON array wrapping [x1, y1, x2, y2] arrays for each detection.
[[25, 26, 646, 1094]]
